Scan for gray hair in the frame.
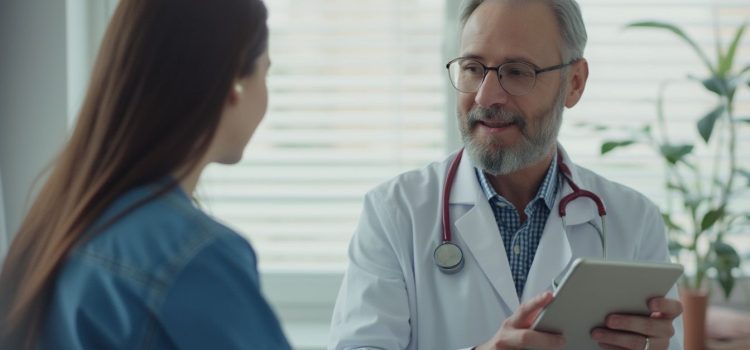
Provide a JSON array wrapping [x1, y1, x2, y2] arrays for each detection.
[[459, 0, 587, 62]]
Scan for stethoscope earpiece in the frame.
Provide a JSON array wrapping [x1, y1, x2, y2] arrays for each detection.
[[434, 241, 464, 274]]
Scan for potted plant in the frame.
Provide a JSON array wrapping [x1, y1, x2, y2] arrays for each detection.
[[594, 20, 750, 350]]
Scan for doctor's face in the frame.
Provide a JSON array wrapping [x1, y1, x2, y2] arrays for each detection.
[[457, 1, 568, 175]]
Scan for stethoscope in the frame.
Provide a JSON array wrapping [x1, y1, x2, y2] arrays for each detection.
[[434, 148, 608, 274]]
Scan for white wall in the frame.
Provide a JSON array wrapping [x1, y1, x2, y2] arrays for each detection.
[[0, 0, 70, 255], [0, 170, 6, 262]]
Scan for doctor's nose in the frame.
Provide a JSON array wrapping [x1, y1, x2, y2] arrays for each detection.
[[474, 70, 510, 108]]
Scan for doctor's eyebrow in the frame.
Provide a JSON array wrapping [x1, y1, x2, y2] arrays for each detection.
[[456, 53, 541, 68]]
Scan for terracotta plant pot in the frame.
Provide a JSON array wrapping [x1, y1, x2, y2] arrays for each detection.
[[680, 288, 709, 350]]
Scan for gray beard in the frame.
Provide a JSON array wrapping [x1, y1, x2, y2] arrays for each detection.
[[459, 89, 565, 176]]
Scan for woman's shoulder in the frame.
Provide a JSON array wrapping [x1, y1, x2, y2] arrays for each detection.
[[43, 182, 290, 349], [71, 181, 255, 291]]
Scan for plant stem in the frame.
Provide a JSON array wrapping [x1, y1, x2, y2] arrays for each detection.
[[718, 96, 737, 241]]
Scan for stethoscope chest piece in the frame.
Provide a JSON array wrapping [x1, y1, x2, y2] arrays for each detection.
[[434, 241, 464, 274]]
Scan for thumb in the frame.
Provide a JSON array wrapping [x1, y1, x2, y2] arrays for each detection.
[[510, 292, 555, 328]]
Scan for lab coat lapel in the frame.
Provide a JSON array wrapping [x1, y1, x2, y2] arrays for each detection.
[[450, 153, 520, 311], [521, 146, 599, 302], [521, 192, 573, 303]]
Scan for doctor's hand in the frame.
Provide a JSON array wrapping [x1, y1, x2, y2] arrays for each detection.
[[474, 292, 566, 350], [591, 297, 683, 350]]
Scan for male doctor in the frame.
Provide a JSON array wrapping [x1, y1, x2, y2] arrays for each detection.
[[329, 0, 683, 349]]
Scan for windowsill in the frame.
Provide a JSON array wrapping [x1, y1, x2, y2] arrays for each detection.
[[281, 322, 330, 350], [260, 271, 343, 350]]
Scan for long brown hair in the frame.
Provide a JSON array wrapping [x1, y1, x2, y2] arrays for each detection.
[[0, 0, 268, 347]]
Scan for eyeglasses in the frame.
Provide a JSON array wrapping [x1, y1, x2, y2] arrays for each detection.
[[445, 57, 578, 96]]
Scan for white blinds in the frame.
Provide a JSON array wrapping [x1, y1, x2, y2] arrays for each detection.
[[200, 0, 447, 272], [199, 0, 750, 272]]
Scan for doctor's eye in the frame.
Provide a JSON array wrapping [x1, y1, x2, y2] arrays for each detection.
[[460, 61, 484, 76], [502, 63, 534, 78]]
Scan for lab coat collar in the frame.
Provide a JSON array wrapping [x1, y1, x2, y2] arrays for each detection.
[[447, 148, 481, 205], [449, 144, 600, 227], [449, 150, 521, 310]]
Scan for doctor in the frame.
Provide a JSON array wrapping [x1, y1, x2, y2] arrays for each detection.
[[329, 0, 683, 349]]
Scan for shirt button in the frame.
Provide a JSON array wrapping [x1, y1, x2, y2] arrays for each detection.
[[513, 245, 521, 255]]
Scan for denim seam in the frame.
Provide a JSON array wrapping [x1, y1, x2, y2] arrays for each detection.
[[75, 250, 169, 290], [141, 218, 223, 349]]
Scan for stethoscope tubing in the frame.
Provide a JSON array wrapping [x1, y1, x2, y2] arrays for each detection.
[[436, 148, 608, 273], [441, 148, 464, 243]]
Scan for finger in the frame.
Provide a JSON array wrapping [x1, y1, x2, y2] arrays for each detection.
[[591, 328, 648, 350], [504, 329, 566, 350], [509, 292, 554, 328], [648, 297, 683, 319], [605, 314, 674, 338], [598, 344, 628, 350], [602, 337, 669, 350]]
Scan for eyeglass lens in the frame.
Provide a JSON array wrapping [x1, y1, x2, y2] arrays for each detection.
[[447, 58, 536, 96]]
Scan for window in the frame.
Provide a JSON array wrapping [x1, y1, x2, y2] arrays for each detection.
[[199, 0, 448, 272], [201, 0, 750, 275]]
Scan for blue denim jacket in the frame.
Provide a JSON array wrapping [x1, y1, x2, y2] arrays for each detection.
[[39, 181, 291, 350]]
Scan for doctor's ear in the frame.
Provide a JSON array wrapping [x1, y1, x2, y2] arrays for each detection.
[[563, 58, 589, 108]]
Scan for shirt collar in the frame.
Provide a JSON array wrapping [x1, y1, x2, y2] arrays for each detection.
[[475, 151, 559, 210]]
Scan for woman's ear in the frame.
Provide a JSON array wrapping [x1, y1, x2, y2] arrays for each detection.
[[227, 83, 244, 105], [564, 58, 589, 108]]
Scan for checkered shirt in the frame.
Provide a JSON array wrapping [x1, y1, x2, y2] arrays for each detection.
[[475, 154, 559, 297]]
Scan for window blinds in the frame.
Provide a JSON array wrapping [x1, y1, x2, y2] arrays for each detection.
[[199, 0, 750, 272], [199, 0, 447, 272]]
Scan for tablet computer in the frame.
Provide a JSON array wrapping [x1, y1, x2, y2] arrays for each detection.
[[531, 258, 683, 350]]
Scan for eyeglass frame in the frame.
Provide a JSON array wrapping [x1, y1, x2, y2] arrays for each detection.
[[445, 57, 580, 96]]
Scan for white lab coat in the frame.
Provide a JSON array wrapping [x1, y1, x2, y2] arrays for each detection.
[[329, 146, 683, 350]]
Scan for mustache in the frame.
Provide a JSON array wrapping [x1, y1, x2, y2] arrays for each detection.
[[467, 106, 526, 130]]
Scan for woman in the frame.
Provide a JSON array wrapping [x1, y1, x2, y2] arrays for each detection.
[[0, 0, 291, 349]]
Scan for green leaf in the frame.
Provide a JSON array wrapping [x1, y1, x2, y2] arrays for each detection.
[[701, 207, 726, 232], [702, 74, 746, 97], [601, 140, 636, 155], [713, 242, 739, 265], [697, 105, 726, 143], [718, 23, 747, 76], [717, 268, 735, 299], [702, 77, 728, 96], [712, 241, 741, 299], [626, 21, 716, 76], [659, 144, 694, 164], [575, 122, 609, 131]]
